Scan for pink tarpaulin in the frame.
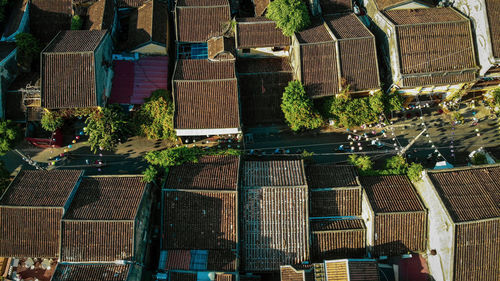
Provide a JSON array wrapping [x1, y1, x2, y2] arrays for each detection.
[[109, 56, 168, 104]]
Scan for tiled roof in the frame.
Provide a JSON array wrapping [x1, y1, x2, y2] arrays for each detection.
[[30, 0, 72, 43], [173, 80, 240, 129], [126, 0, 168, 50], [61, 220, 134, 261], [375, 0, 434, 10], [325, 260, 379, 281], [174, 59, 236, 80], [207, 250, 237, 271], [485, 0, 500, 58], [44, 30, 107, 53], [360, 175, 425, 213], [243, 160, 307, 187], [384, 8, 477, 85], [86, 0, 115, 31], [399, 72, 477, 88], [175, 1, 230, 42], [0, 207, 63, 258], [300, 42, 340, 97], [0, 170, 82, 207], [428, 166, 500, 222], [324, 14, 372, 39], [310, 188, 361, 217], [165, 155, 239, 190], [311, 220, 366, 260], [280, 265, 314, 281], [51, 263, 131, 281], [170, 272, 198, 281], [306, 165, 358, 188], [319, 0, 353, 14], [374, 212, 427, 255], [254, 0, 270, 16], [64, 176, 146, 220], [117, 0, 148, 8], [207, 36, 235, 61], [215, 273, 235, 281], [238, 57, 292, 126], [295, 21, 333, 44], [236, 17, 291, 48], [242, 185, 309, 271], [163, 190, 237, 249]]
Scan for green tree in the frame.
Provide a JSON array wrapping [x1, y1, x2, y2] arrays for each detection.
[[15, 32, 41, 68], [0, 160, 10, 195], [369, 91, 385, 114], [0, 120, 19, 155], [348, 154, 373, 171], [281, 80, 323, 131], [84, 105, 130, 152], [133, 89, 175, 140], [41, 110, 64, 132], [387, 92, 403, 112], [386, 155, 408, 174], [71, 15, 83, 30], [266, 0, 310, 36], [407, 163, 423, 182], [471, 152, 487, 165]]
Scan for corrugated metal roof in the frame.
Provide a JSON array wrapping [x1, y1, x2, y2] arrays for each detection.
[[243, 160, 306, 187], [428, 166, 500, 222], [63, 176, 146, 220], [51, 263, 131, 281], [165, 155, 239, 190]]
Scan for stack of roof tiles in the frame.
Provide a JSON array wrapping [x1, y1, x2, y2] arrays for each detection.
[[236, 17, 291, 49], [172, 59, 240, 131], [237, 57, 293, 126], [306, 165, 365, 261], [383, 7, 477, 87], [360, 175, 427, 256], [175, 0, 231, 43], [162, 155, 240, 271], [427, 166, 500, 280], [241, 159, 309, 271], [41, 30, 109, 109], [294, 14, 380, 98], [0, 170, 83, 258]]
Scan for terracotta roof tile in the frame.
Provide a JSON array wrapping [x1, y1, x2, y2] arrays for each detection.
[[86, 0, 115, 30], [254, 0, 270, 16], [280, 266, 314, 281], [375, 0, 435, 10], [215, 273, 235, 281], [176, 2, 230, 42], [163, 190, 237, 249], [306, 165, 358, 188], [401, 72, 477, 87], [61, 220, 134, 262], [117, 0, 148, 7], [485, 0, 500, 58], [127, 0, 168, 50], [207, 36, 235, 60], [243, 160, 306, 187], [360, 175, 425, 213], [174, 59, 235, 80], [310, 189, 361, 217], [428, 166, 500, 222], [295, 21, 333, 44], [325, 260, 379, 280], [0, 207, 63, 258], [165, 155, 239, 190], [170, 272, 197, 281], [51, 263, 131, 281], [64, 176, 147, 220], [30, 0, 72, 43], [44, 30, 107, 53], [385, 7, 460, 25], [236, 17, 291, 48], [237, 57, 292, 73], [311, 220, 366, 260], [300, 43, 340, 97], [374, 212, 427, 255], [173, 80, 240, 129], [207, 250, 237, 271], [319, 0, 353, 14], [242, 185, 309, 271], [0, 170, 82, 207], [324, 13, 371, 39], [310, 219, 364, 231]]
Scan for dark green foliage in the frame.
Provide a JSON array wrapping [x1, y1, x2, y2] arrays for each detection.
[[471, 153, 487, 165], [266, 0, 310, 36], [71, 15, 83, 30], [348, 154, 373, 171], [385, 155, 408, 174], [41, 110, 64, 132], [492, 87, 500, 106], [0, 160, 10, 195], [133, 89, 175, 140], [0, 120, 20, 155], [84, 105, 131, 152], [407, 163, 424, 182], [0, 0, 9, 23], [281, 80, 323, 131], [386, 92, 403, 112], [15, 33, 41, 58]]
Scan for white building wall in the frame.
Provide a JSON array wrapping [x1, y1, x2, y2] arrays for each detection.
[[361, 189, 375, 255], [413, 171, 455, 281]]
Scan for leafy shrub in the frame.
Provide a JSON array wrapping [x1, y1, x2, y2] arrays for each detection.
[[348, 154, 373, 171], [471, 152, 487, 165], [385, 155, 408, 174], [133, 89, 175, 140], [84, 105, 130, 152], [281, 80, 323, 131], [386, 92, 403, 112], [71, 15, 83, 30], [15, 33, 41, 66], [41, 110, 64, 132], [0, 120, 20, 155], [266, 0, 310, 36], [407, 163, 423, 182]]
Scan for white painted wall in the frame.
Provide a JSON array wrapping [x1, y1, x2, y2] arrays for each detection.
[[175, 128, 241, 136], [413, 171, 455, 281], [361, 189, 375, 255]]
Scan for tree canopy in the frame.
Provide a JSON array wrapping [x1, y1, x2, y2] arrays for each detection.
[[84, 105, 131, 152], [0, 120, 20, 155], [266, 0, 311, 36], [133, 89, 176, 140], [41, 110, 64, 132], [281, 80, 323, 131]]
